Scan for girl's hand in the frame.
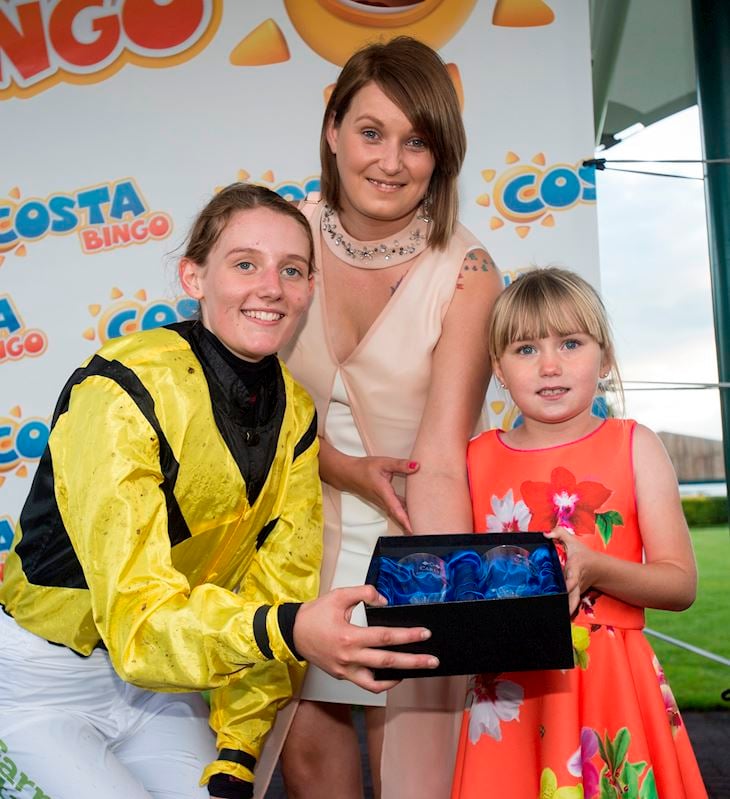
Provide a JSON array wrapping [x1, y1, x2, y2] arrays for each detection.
[[544, 526, 596, 615], [544, 426, 698, 616]]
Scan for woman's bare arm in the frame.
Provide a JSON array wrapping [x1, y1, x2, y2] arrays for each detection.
[[407, 249, 503, 534]]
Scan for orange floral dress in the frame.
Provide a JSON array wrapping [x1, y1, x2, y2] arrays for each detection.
[[451, 420, 707, 799]]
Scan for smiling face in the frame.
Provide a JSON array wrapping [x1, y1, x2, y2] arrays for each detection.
[[326, 81, 436, 240], [495, 330, 608, 435], [179, 207, 313, 362]]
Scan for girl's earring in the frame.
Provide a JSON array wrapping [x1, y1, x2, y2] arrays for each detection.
[[498, 380, 507, 390]]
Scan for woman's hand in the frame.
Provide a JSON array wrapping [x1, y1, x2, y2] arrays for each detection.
[[293, 585, 438, 692], [346, 455, 419, 533], [544, 526, 597, 615], [318, 437, 418, 532]]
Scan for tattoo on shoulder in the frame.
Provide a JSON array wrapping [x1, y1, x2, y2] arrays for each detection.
[[462, 252, 495, 274]]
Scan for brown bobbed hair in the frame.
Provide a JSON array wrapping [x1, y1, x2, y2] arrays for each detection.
[[490, 267, 623, 405], [320, 36, 466, 250], [183, 182, 315, 274]]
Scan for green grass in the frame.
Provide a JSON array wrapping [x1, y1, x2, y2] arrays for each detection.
[[645, 525, 730, 710]]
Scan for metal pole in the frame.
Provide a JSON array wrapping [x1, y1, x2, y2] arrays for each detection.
[[691, 0, 730, 513], [645, 628, 730, 668]]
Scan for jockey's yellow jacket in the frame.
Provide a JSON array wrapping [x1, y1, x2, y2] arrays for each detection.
[[0, 321, 322, 788]]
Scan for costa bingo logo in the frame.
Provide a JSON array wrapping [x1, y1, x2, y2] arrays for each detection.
[[0, 179, 172, 260], [84, 287, 198, 344], [0, 407, 48, 484], [0, 295, 48, 364], [477, 152, 596, 238], [0, 0, 222, 99], [224, 169, 321, 203]]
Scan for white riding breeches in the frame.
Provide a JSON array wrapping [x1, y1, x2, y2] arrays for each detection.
[[0, 612, 217, 799]]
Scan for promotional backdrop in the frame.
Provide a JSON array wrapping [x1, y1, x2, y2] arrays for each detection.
[[0, 0, 599, 579]]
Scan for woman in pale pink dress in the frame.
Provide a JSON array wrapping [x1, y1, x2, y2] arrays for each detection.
[[274, 37, 503, 799]]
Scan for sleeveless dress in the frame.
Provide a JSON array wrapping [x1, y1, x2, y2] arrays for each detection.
[[282, 195, 484, 707], [450, 420, 707, 799]]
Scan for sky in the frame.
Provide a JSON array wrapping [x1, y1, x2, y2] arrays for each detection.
[[594, 106, 723, 442]]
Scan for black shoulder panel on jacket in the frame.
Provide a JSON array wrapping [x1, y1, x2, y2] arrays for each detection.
[[293, 412, 318, 461], [256, 517, 279, 551], [17, 354, 191, 589]]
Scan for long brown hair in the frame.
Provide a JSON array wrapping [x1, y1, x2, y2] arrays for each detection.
[[320, 36, 465, 249]]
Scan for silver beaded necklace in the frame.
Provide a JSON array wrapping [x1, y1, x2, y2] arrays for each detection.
[[321, 204, 430, 266]]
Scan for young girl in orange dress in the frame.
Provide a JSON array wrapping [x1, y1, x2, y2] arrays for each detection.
[[450, 267, 707, 799]]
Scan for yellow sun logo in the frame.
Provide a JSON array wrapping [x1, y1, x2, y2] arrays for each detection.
[[477, 151, 596, 238], [220, 169, 320, 203], [84, 288, 149, 343], [0, 406, 49, 483], [84, 288, 198, 345]]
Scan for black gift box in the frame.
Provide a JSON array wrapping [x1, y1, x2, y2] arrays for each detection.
[[364, 532, 574, 679]]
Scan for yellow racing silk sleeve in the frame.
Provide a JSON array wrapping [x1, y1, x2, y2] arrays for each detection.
[[52, 372, 309, 691], [202, 403, 323, 787]]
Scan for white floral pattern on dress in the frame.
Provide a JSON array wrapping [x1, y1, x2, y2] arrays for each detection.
[[468, 674, 524, 743], [486, 489, 532, 532]]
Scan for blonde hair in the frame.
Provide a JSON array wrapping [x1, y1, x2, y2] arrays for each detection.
[[490, 267, 624, 409], [319, 36, 465, 250]]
